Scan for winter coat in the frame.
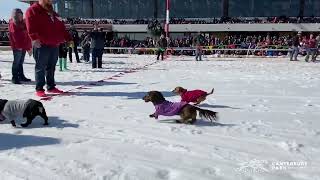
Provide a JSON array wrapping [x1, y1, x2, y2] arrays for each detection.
[[158, 38, 167, 49], [8, 19, 32, 50], [90, 30, 106, 49], [25, 3, 71, 47]]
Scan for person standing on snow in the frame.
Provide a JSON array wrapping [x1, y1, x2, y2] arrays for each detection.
[[157, 34, 167, 60], [289, 32, 301, 61], [305, 33, 317, 62], [81, 34, 91, 62], [8, 8, 32, 84], [25, 0, 72, 97], [193, 32, 205, 61], [313, 34, 320, 61], [90, 24, 106, 69], [68, 23, 80, 63]]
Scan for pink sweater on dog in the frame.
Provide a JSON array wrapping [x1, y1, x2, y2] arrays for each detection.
[[154, 101, 188, 119]]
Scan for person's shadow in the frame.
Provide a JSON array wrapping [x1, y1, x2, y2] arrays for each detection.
[[73, 91, 174, 100], [0, 133, 60, 151], [56, 81, 136, 87]]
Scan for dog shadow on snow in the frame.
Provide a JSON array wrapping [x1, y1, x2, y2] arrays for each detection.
[[0, 116, 79, 129], [0, 133, 60, 151], [198, 103, 241, 110], [29, 116, 79, 129], [159, 119, 237, 127]]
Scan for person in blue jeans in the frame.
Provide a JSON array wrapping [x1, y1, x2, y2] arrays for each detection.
[[25, 1, 72, 97], [81, 34, 91, 62], [12, 50, 30, 83], [90, 24, 106, 69], [8, 8, 32, 84]]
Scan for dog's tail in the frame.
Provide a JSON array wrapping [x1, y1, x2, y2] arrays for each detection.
[[194, 107, 218, 123], [207, 88, 215, 95]]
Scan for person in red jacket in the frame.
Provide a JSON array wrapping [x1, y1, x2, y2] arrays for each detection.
[[305, 33, 317, 62], [172, 86, 215, 105], [8, 8, 32, 84], [25, 0, 72, 97]]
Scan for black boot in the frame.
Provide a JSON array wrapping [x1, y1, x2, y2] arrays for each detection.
[[12, 77, 21, 84], [20, 76, 31, 82]]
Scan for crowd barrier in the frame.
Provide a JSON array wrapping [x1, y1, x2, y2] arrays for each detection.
[[2, 45, 316, 58], [97, 46, 295, 58]]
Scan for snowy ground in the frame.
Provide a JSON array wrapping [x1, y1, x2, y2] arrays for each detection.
[[0, 51, 320, 180]]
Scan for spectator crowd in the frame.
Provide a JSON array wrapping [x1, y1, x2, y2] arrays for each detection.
[[30, 16, 320, 25]]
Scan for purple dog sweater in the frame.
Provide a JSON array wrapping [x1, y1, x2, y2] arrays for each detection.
[[154, 101, 188, 119]]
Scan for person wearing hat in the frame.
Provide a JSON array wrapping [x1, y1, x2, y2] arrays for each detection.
[[8, 8, 32, 84], [289, 32, 301, 61], [25, 0, 72, 97]]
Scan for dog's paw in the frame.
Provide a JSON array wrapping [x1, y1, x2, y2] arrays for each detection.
[[20, 124, 28, 128], [175, 120, 182, 124], [43, 123, 49, 126]]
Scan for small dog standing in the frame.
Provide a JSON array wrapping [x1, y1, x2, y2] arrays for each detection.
[[0, 99, 48, 127], [172, 87, 214, 105], [143, 91, 218, 124]]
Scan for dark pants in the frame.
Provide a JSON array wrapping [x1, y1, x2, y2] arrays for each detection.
[[92, 48, 103, 68], [59, 46, 68, 58], [157, 50, 164, 60], [195, 48, 202, 61], [12, 50, 26, 80], [83, 47, 90, 62], [68, 44, 80, 62], [33, 46, 59, 91]]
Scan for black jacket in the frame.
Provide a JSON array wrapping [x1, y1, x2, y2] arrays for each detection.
[[158, 38, 167, 49], [70, 29, 80, 45], [90, 30, 106, 49]]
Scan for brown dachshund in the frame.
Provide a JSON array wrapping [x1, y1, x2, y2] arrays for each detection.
[[143, 91, 218, 124]]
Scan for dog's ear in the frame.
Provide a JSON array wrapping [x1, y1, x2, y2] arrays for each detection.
[[149, 91, 165, 104]]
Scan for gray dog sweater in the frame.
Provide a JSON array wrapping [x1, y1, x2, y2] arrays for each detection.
[[0, 100, 31, 122]]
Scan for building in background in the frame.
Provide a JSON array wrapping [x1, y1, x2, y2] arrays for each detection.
[[18, 0, 320, 19]]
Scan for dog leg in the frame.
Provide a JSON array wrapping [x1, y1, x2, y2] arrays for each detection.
[[10, 120, 16, 127], [189, 113, 197, 124], [149, 113, 156, 118], [40, 108, 49, 125], [189, 119, 197, 124], [195, 96, 206, 105], [21, 117, 32, 127]]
